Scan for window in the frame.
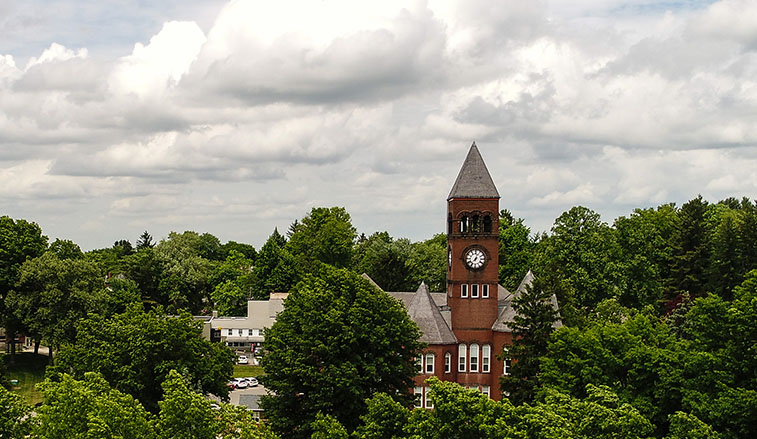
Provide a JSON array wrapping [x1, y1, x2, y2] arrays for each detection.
[[238, 329, 243, 336], [414, 387, 423, 408], [472, 215, 480, 233], [503, 348, 512, 376], [248, 329, 253, 336], [471, 284, 479, 298], [425, 353, 435, 374], [448, 214, 453, 234], [458, 344, 467, 372], [461, 284, 468, 298], [482, 344, 491, 373], [227, 329, 233, 336], [470, 344, 479, 372], [425, 388, 434, 408], [461, 216, 469, 233], [482, 284, 489, 298], [415, 356, 423, 374], [483, 215, 492, 233], [482, 386, 490, 398], [444, 352, 451, 373]]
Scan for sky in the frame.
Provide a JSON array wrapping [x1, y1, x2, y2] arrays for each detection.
[[1, 0, 756, 251]]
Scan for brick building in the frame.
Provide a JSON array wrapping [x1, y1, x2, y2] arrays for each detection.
[[379, 142, 560, 404]]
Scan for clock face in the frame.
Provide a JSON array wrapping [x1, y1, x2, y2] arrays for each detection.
[[465, 248, 486, 269]]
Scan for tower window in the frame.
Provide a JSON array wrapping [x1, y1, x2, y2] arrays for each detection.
[[461, 284, 468, 298], [482, 284, 490, 298], [460, 216, 469, 233], [483, 215, 492, 233], [448, 214, 453, 234], [471, 284, 479, 298], [472, 214, 480, 233]]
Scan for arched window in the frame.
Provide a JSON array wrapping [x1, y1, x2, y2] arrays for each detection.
[[425, 353, 435, 374], [470, 343, 479, 372], [415, 356, 423, 374], [458, 344, 467, 372], [472, 214, 480, 232], [448, 214, 453, 234], [483, 215, 492, 233], [444, 352, 452, 373], [460, 216, 469, 233], [482, 344, 491, 373]]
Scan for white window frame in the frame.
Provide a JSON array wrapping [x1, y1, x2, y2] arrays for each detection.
[[458, 344, 467, 372], [227, 328, 233, 336], [470, 344, 479, 373], [444, 352, 451, 373], [471, 284, 479, 298], [425, 353, 435, 374], [425, 387, 434, 408], [482, 385, 490, 398], [414, 387, 423, 408], [482, 344, 491, 373], [415, 356, 423, 374], [461, 284, 468, 298], [482, 284, 489, 298], [503, 348, 511, 376]]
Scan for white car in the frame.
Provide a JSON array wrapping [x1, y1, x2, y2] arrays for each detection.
[[243, 377, 258, 387], [233, 378, 248, 389], [237, 355, 249, 365]]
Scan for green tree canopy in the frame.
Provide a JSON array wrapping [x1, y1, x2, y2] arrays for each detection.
[[54, 304, 234, 412], [260, 265, 423, 438], [286, 207, 357, 269]]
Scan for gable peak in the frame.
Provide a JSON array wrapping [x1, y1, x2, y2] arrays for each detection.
[[447, 142, 499, 200]]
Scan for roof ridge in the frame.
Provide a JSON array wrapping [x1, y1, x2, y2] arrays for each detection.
[[407, 282, 457, 345]]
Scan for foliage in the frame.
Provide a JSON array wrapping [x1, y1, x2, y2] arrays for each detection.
[[210, 250, 256, 316], [136, 231, 155, 249], [0, 384, 32, 439], [251, 230, 300, 299], [260, 265, 423, 438], [54, 304, 234, 412], [500, 276, 559, 404], [0, 216, 47, 357], [35, 372, 155, 439], [154, 231, 216, 313], [498, 209, 536, 290], [8, 252, 107, 354], [407, 234, 447, 292], [352, 232, 412, 291], [286, 207, 357, 269], [157, 370, 219, 439], [47, 239, 84, 260]]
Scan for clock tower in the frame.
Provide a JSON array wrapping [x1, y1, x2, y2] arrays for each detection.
[[447, 142, 500, 388]]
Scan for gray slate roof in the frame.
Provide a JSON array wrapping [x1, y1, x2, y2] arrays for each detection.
[[492, 270, 562, 332], [238, 394, 262, 411], [404, 282, 457, 345], [447, 142, 500, 200]]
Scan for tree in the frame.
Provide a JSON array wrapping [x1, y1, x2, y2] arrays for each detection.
[[0, 384, 32, 439], [122, 247, 164, 307], [7, 252, 107, 358], [498, 210, 535, 290], [286, 207, 357, 269], [136, 231, 155, 249], [210, 250, 256, 316], [672, 196, 710, 298], [34, 372, 156, 439], [48, 238, 84, 260], [158, 370, 220, 439], [260, 265, 423, 438], [154, 232, 215, 313], [113, 239, 135, 258], [251, 230, 301, 299], [407, 234, 447, 292], [53, 303, 234, 412], [500, 277, 559, 404], [0, 216, 47, 357], [352, 232, 413, 291]]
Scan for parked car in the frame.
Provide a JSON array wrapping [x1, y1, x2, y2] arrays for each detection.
[[227, 380, 236, 390], [243, 377, 258, 387], [237, 355, 249, 365], [233, 378, 248, 389]]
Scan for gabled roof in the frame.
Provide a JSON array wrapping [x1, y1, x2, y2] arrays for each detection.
[[406, 282, 457, 345], [447, 142, 500, 200], [492, 270, 562, 332]]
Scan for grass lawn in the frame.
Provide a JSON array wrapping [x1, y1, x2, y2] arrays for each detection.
[[233, 364, 264, 378], [3, 352, 49, 406]]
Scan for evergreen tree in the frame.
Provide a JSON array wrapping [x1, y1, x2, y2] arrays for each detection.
[[500, 276, 559, 405]]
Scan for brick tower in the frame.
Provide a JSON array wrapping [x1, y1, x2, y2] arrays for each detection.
[[446, 142, 500, 394]]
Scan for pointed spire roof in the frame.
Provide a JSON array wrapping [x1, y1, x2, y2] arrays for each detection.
[[447, 142, 500, 200], [406, 282, 457, 345]]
